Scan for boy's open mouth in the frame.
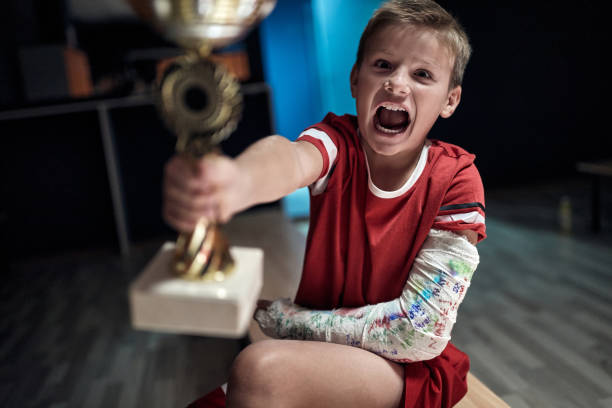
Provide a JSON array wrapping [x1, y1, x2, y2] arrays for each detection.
[[374, 105, 410, 134]]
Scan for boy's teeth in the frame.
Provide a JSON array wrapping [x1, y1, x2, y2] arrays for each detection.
[[375, 123, 403, 134], [377, 105, 409, 131], [382, 105, 405, 112]]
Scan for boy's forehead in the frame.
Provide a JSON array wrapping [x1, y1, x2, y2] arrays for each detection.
[[364, 23, 454, 63]]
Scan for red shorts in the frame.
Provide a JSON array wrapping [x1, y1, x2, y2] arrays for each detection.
[[402, 342, 470, 407], [188, 343, 469, 408]]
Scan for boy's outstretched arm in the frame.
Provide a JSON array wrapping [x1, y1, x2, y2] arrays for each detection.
[[255, 229, 479, 363], [163, 135, 322, 232]]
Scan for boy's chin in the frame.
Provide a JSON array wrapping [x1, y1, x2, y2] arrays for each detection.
[[363, 129, 426, 157], [369, 123, 411, 143], [364, 137, 407, 157]]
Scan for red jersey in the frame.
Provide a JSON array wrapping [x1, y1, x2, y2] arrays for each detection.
[[295, 113, 486, 309]]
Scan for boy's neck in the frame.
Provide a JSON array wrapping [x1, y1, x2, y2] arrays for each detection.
[[362, 141, 426, 192]]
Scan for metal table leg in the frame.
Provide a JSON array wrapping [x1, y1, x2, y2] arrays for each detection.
[[98, 104, 131, 256]]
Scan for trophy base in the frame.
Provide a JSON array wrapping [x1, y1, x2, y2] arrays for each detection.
[[129, 242, 263, 338]]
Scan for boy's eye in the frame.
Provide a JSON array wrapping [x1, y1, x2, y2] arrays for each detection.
[[374, 59, 392, 69], [414, 70, 432, 79]]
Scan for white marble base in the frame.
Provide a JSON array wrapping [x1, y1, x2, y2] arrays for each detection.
[[129, 242, 263, 338]]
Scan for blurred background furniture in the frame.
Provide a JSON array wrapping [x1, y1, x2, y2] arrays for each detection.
[[577, 159, 612, 233]]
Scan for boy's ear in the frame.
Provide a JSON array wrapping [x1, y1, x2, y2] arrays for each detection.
[[440, 85, 462, 118], [350, 64, 359, 98]]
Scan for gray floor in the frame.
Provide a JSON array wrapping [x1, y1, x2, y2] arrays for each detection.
[[453, 217, 612, 408], [1, 178, 611, 407]]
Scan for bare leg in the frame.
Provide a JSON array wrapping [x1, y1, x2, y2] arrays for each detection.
[[226, 339, 404, 408]]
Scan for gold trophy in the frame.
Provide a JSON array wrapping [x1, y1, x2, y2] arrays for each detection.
[[129, 0, 276, 338], [160, 52, 241, 282]]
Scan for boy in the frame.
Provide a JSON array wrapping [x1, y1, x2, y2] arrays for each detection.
[[165, 1, 485, 407]]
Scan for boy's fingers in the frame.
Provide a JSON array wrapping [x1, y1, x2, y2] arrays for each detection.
[[164, 183, 192, 209], [165, 166, 212, 195], [164, 182, 212, 213], [163, 206, 198, 233], [165, 155, 193, 179], [164, 190, 227, 230], [163, 201, 220, 233], [163, 153, 239, 228], [166, 155, 223, 192]]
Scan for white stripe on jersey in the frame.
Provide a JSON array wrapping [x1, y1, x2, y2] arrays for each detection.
[[434, 210, 485, 225], [298, 128, 338, 195]]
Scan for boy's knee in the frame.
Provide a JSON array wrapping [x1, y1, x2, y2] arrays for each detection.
[[230, 341, 279, 386], [227, 340, 290, 407]]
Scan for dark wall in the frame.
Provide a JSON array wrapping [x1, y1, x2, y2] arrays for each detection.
[[4, 1, 607, 185], [0, 87, 275, 260], [431, 1, 609, 188], [0, 1, 272, 260], [1, 1, 609, 258], [1, 112, 118, 257]]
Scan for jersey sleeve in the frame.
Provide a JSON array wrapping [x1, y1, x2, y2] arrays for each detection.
[[432, 162, 486, 242], [297, 125, 339, 195]]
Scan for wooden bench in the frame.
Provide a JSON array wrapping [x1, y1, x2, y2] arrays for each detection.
[[455, 373, 509, 407], [226, 209, 509, 408], [577, 159, 612, 232]]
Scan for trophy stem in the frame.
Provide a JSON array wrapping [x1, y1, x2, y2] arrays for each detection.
[[174, 217, 235, 281]]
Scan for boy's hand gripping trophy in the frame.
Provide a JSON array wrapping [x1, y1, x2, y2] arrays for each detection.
[[129, 0, 276, 282], [160, 53, 239, 282]]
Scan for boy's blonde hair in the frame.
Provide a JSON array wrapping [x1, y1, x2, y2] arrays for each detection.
[[356, 0, 472, 89]]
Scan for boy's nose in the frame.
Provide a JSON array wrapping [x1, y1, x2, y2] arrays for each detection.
[[383, 76, 411, 95]]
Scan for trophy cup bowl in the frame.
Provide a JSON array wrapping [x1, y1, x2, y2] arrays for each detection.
[[148, 0, 277, 51], [129, 0, 276, 338]]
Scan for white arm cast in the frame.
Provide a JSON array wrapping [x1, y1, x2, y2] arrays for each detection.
[[254, 229, 479, 362]]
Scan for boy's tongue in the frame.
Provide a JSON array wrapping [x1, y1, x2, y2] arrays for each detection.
[[378, 107, 408, 129]]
